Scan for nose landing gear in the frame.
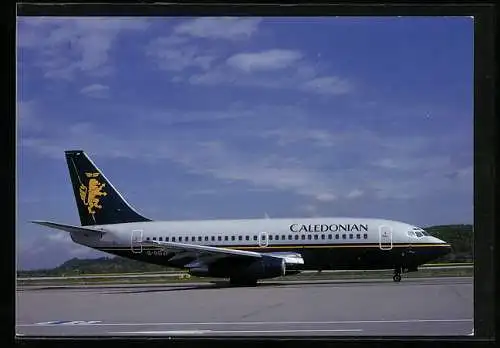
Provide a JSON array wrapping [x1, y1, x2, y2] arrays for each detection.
[[393, 267, 402, 282]]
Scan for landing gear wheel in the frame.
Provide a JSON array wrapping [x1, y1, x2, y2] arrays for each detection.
[[393, 266, 402, 282]]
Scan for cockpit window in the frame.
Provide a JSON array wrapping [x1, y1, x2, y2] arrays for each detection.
[[411, 226, 429, 237], [408, 231, 416, 237]]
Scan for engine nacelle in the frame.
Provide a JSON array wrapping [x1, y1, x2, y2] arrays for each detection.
[[239, 256, 286, 280], [188, 257, 287, 280], [189, 267, 210, 277]]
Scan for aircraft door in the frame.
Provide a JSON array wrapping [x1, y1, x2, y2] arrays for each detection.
[[258, 232, 269, 247], [378, 225, 393, 250], [131, 229, 143, 254]]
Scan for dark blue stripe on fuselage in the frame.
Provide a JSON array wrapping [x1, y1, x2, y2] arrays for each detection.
[[94, 243, 451, 273]]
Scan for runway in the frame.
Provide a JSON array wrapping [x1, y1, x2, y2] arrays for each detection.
[[16, 277, 473, 337]]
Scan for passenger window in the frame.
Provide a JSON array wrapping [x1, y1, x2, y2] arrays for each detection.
[[146, 237, 150, 241], [364, 233, 368, 239], [288, 235, 292, 240], [246, 236, 250, 241], [238, 236, 242, 241], [342, 234, 346, 239], [356, 234, 361, 239], [218, 236, 222, 241], [335, 234, 339, 239], [211, 236, 215, 241], [349, 234, 353, 239], [314, 235, 318, 240], [328, 234, 332, 239], [153, 237, 156, 240], [301, 235, 306, 240], [159, 237, 163, 241], [198, 236, 202, 242], [321, 234, 325, 240], [231, 236, 235, 241], [191, 236, 195, 242], [295, 235, 299, 240], [184, 237, 188, 242], [205, 236, 209, 241], [282, 235, 286, 240], [275, 235, 279, 240], [172, 237, 176, 242], [253, 235, 257, 241], [269, 235, 273, 240], [308, 235, 312, 240], [224, 236, 228, 241]]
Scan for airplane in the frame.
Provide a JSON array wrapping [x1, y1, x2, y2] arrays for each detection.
[[31, 150, 452, 286]]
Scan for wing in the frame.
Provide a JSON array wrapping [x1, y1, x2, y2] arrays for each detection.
[[143, 240, 303, 269]]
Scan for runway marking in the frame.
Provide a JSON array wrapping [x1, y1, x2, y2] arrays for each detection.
[[112, 330, 211, 335], [35, 320, 102, 325], [19, 318, 473, 327], [110, 329, 363, 335]]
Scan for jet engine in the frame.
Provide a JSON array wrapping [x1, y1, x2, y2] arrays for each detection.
[[239, 256, 286, 279], [188, 256, 286, 280]]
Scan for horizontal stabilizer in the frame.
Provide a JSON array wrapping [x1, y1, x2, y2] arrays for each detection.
[[31, 220, 105, 235]]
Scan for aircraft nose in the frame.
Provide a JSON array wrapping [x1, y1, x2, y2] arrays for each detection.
[[438, 240, 453, 256]]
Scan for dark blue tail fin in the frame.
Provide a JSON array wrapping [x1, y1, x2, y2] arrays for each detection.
[[65, 150, 152, 226]]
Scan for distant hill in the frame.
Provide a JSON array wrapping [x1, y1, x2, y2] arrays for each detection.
[[425, 224, 473, 262], [17, 224, 473, 277], [17, 256, 176, 277]]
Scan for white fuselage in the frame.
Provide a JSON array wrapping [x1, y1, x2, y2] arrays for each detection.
[[70, 217, 446, 250]]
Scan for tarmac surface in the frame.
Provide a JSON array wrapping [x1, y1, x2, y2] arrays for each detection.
[[16, 277, 473, 337]]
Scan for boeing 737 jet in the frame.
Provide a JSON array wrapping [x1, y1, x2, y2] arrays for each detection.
[[32, 150, 452, 286]]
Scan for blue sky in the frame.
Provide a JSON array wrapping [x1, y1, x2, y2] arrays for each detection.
[[17, 16, 473, 270]]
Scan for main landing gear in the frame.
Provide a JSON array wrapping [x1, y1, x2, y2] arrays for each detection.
[[393, 267, 402, 282]]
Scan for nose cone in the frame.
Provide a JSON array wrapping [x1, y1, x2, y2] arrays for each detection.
[[442, 243, 453, 256], [434, 237, 453, 256]]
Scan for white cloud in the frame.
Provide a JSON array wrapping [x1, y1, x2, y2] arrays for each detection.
[[300, 204, 321, 217], [347, 189, 364, 199], [262, 129, 336, 147], [20, 103, 472, 204], [371, 156, 453, 172], [21, 120, 338, 202], [18, 17, 150, 80], [17, 230, 103, 269], [188, 66, 353, 97], [174, 17, 262, 40], [143, 18, 353, 97], [146, 36, 216, 72], [80, 84, 110, 98], [226, 49, 303, 72], [17, 100, 43, 132], [301, 76, 353, 95], [315, 193, 337, 202], [185, 54, 353, 96]]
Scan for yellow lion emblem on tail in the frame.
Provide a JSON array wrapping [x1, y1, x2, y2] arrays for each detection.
[[79, 172, 107, 215]]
